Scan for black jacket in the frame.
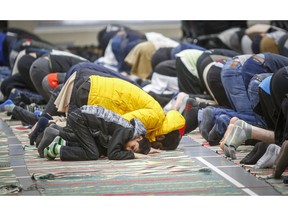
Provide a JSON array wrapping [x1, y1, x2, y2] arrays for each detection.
[[79, 105, 146, 160]]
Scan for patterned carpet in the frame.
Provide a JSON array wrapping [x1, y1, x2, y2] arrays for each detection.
[[1, 112, 288, 196], [0, 133, 21, 195]]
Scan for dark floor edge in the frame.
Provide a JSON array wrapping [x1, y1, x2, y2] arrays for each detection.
[[0, 119, 41, 195]]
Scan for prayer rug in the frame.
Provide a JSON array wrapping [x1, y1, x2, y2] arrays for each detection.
[[0, 125, 22, 195], [1, 112, 287, 196], [1, 115, 247, 196]]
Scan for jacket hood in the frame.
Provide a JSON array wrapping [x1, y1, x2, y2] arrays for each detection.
[[157, 110, 186, 135]]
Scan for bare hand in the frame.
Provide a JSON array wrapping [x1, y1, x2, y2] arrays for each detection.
[[134, 153, 150, 159], [148, 147, 162, 154]]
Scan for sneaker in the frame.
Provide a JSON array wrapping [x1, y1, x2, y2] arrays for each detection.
[[43, 136, 64, 160], [44, 146, 57, 160], [0, 99, 15, 112]]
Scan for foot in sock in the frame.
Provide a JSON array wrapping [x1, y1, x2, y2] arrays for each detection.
[[38, 126, 60, 158], [254, 144, 280, 169], [219, 119, 250, 150], [0, 99, 15, 112], [182, 98, 200, 134], [207, 128, 223, 146], [220, 119, 252, 151], [43, 136, 65, 160], [222, 125, 248, 159], [240, 142, 269, 164], [273, 140, 288, 179], [224, 144, 237, 160], [244, 142, 270, 164], [163, 95, 177, 113], [172, 92, 189, 113], [199, 106, 214, 141], [29, 117, 49, 145], [240, 142, 260, 164], [208, 113, 234, 146]]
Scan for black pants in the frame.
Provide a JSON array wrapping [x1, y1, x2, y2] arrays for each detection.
[[258, 88, 276, 130], [270, 67, 288, 111], [0, 74, 33, 100], [60, 109, 100, 161], [12, 106, 39, 125], [205, 63, 232, 109], [29, 57, 51, 102], [17, 54, 38, 92], [11, 84, 65, 126], [176, 57, 204, 94]]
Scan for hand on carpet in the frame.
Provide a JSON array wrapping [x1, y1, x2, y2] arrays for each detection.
[[148, 147, 162, 154], [134, 153, 151, 159]]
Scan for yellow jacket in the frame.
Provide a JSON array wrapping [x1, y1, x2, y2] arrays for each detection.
[[88, 75, 185, 141]]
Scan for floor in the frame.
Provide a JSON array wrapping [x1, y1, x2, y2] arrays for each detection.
[[178, 136, 281, 195], [0, 115, 284, 196]]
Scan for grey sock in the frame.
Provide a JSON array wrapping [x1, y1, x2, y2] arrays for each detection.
[[234, 119, 252, 139], [224, 144, 237, 160], [225, 125, 248, 149], [254, 144, 281, 169], [37, 126, 60, 158]]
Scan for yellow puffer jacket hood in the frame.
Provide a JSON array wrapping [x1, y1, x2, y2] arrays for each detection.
[[156, 110, 186, 135]]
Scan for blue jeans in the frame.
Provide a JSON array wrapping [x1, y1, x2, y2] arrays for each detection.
[[198, 106, 268, 144], [221, 58, 253, 115], [211, 107, 266, 128], [241, 54, 269, 90], [247, 73, 272, 111]]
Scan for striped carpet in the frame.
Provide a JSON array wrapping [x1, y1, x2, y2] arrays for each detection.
[[0, 116, 248, 196], [1, 113, 288, 196]]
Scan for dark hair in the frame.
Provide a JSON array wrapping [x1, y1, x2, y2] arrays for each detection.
[[138, 137, 151, 155], [161, 130, 181, 150]]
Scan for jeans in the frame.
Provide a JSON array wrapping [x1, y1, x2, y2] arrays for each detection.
[[248, 73, 272, 112], [241, 54, 269, 90], [221, 58, 253, 114], [198, 106, 268, 144], [212, 107, 266, 127]]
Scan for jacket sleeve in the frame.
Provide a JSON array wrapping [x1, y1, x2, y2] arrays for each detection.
[[107, 127, 135, 160]]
